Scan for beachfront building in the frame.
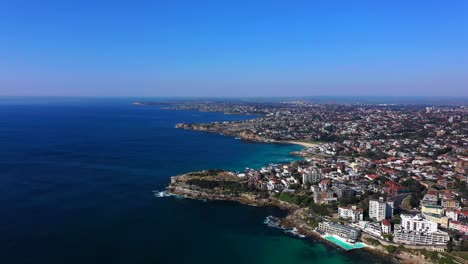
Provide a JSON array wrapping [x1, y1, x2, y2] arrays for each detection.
[[338, 205, 364, 222], [317, 222, 362, 243], [393, 214, 449, 246], [394, 229, 450, 245], [401, 214, 438, 232], [369, 197, 393, 221], [363, 222, 382, 237]]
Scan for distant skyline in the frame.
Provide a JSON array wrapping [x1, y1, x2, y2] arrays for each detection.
[[1, 0, 467, 97]]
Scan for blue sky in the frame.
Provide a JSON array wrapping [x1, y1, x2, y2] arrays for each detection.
[[1, 0, 467, 97]]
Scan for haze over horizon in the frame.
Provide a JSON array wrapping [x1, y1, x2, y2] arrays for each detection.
[[1, 0, 467, 97]]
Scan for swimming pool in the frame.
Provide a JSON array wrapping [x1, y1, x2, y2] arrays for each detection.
[[324, 236, 367, 251]]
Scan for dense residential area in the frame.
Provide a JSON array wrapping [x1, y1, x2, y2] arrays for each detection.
[[155, 100, 468, 263]]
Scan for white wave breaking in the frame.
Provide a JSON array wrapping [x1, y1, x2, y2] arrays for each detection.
[[264, 216, 305, 238], [152, 190, 172, 198]]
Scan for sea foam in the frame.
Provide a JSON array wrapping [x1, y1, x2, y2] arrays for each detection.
[[152, 190, 172, 198], [264, 216, 305, 238]]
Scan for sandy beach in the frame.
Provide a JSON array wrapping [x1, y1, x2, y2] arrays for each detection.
[[282, 141, 319, 148]]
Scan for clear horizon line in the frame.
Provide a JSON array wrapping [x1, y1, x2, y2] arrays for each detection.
[[1, 95, 468, 99]]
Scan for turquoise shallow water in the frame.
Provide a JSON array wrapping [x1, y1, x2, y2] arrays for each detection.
[[0, 97, 392, 264]]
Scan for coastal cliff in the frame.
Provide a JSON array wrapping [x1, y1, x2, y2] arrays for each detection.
[[167, 170, 442, 264], [175, 123, 274, 143], [167, 170, 298, 210]]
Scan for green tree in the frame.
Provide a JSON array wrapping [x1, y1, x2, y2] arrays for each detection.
[[385, 245, 396, 254]]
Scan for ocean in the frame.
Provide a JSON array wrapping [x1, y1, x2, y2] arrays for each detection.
[[0, 97, 392, 264]]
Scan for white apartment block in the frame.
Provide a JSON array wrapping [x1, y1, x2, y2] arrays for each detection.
[[401, 214, 438, 232], [338, 205, 364, 222], [301, 167, 322, 185], [394, 214, 449, 245], [394, 230, 449, 245], [369, 197, 393, 221]]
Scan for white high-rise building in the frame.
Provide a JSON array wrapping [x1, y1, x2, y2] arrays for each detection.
[[301, 167, 322, 185], [369, 197, 393, 221], [394, 214, 449, 245], [400, 214, 438, 233]]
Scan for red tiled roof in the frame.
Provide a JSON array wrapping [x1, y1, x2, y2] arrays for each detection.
[[382, 219, 391, 226]]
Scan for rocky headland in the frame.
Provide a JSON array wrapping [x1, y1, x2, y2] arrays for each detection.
[[167, 170, 444, 264]]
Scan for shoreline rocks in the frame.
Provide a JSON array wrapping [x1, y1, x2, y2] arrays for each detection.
[[167, 173, 435, 264]]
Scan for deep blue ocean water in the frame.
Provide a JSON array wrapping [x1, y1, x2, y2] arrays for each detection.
[[0, 98, 391, 264]]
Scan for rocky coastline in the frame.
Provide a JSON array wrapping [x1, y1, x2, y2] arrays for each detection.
[[167, 174, 299, 211], [175, 123, 320, 148], [167, 172, 438, 264], [175, 123, 275, 143], [150, 102, 465, 264]]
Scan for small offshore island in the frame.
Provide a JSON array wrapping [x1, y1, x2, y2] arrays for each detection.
[[138, 100, 468, 264]]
